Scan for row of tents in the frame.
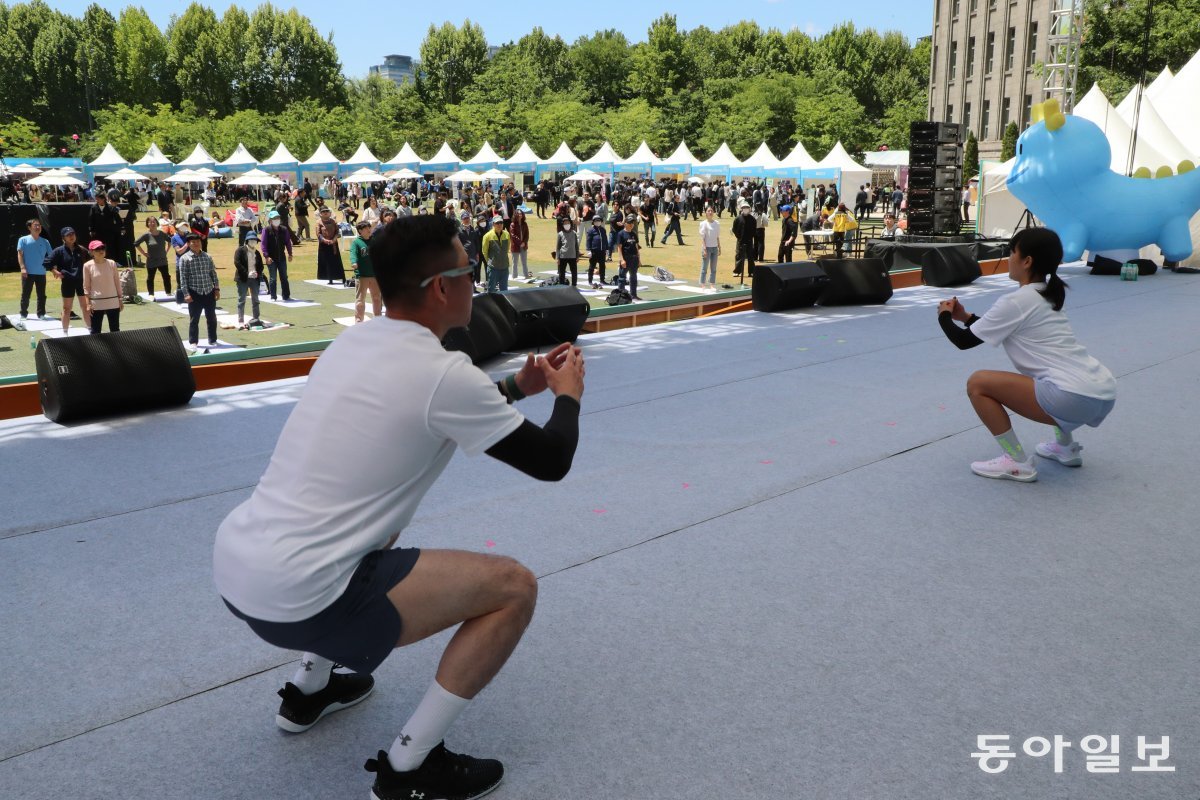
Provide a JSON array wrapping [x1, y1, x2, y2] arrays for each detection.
[[979, 46, 1200, 265], [70, 138, 872, 189]]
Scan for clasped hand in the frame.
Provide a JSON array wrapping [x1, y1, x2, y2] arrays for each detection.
[[937, 296, 969, 322], [513, 342, 585, 402]]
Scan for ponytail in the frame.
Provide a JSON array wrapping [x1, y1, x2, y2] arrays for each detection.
[[1010, 227, 1069, 311]]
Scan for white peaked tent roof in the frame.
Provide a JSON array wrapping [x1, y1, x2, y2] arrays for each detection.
[[816, 141, 868, 174], [302, 141, 340, 167], [539, 141, 581, 168], [1074, 83, 1172, 171], [444, 168, 482, 183], [1154, 49, 1200, 154], [132, 143, 174, 171], [772, 141, 821, 176], [218, 143, 257, 168], [343, 142, 381, 168], [228, 168, 284, 186], [177, 143, 217, 168], [581, 141, 620, 170], [695, 142, 741, 174], [733, 141, 781, 175], [87, 143, 128, 171], [463, 141, 503, 169], [259, 142, 299, 170], [615, 140, 659, 172], [653, 141, 700, 175], [1146, 67, 1174, 101], [1113, 88, 1191, 165], [384, 142, 423, 167], [420, 141, 462, 170], [501, 141, 542, 170]]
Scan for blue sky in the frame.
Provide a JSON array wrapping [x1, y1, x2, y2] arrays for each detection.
[[54, 1, 933, 77]]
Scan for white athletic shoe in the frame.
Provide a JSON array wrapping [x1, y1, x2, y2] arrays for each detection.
[[970, 453, 1038, 482], [1036, 441, 1083, 466]]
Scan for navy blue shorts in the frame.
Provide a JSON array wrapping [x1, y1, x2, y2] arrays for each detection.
[[224, 547, 421, 674]]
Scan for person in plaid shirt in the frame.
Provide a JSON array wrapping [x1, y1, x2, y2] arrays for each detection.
[[179, 232, 221, 348]]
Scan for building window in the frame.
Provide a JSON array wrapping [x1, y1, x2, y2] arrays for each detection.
[[1006, 27, 1016, 70], [1023, 94, 1032, 126], [950, 40, 958, 79], [982, 100, 991, 139], [1001, 97, 1011, 128], [967, 37, 976, 77], [1027, 22, 1038, 66], [986, 32, 995, 72], [964, 102, 972, 133], [953, 0, 961, 16], [990, 0, 996, 7], [946, 104, 954, 122], [970, 0, 979, 10]]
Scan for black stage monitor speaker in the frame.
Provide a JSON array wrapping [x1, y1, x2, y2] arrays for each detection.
[[442, 292, 517, 364], [35, 326, 195, 423], [494, 286, 589, 350], [921, 244, 982, 287], [752, 262, 830, 312], [817, 258, 894, 305]]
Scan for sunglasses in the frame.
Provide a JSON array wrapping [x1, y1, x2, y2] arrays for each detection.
[[417, 265, 474, 288]]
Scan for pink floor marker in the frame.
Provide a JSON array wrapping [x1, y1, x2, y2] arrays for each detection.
[[591, 509, 607, 514], [828, 438, 839, 445], [682, 482, 691, 489], [485, 540, 496, 549], [760, 459, 773, 464], [938, 404, 947, 411], [885, 421, 897, 427]]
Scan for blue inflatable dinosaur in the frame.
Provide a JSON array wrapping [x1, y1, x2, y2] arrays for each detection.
[[1006, 99, 1200, 262]]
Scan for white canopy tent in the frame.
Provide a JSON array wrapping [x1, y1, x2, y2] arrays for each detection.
[[228, 168, 284, 186], [105, 167, 151, 182], [217, 143, 258, 174], [479, 169, 511, 182], [7, 164, 42, 175], [342, 142, 382, 173], [386, 167, 422, 180], [258, 143, 300, 174], [164, 169, 208, 183], [421, 142, 463, 174], [816, 141, 870, 194], [536, 142, 581, 179], [1113, 86, 1192, 166], [1152, 48, 1200, 154], [768, 141, 821, 179], [977, 158, 1028, 239], [652, 141, 700, 177], [300, 141, 340, 176], [384, 142, 422, 170], [580, 141, 620, 173], [501, 141, 542, 173], [463, 141, 503, 171], [731, 142, 781, 178], [694, 142, 741, 178], [341, 167, 390, 184], [132, 143, 174, 175], [863, 150, 910, 168], [1146, 66, 1174, 101], [87, 143, 128, 176], [614, 141, 658, 175], [563, 169, 606, 182], [27, 172, 87, 187], [444, 168, 482, 183], [177, 144, 217, 169]]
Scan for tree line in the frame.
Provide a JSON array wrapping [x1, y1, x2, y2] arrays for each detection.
[[0, 2, 1190, 167]]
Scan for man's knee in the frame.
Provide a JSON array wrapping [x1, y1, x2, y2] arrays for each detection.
[[966, 370, 988, 397], [493, 556, 538, 612]]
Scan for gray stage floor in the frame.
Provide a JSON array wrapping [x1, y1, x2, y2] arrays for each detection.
[[2, 266, 1198, 799]]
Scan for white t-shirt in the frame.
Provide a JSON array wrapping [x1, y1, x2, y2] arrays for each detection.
[[699, 219, 721, 248], [970, 282, 1116, 400], [213, 318, 524, 621]]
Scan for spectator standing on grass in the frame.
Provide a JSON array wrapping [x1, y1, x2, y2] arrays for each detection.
[[234, 197, 257, 246], [189, 206, 211, 252], [698, 206, 721, 292], [233, 231, 264, 328], [260, 210, 294, 301], [509, 208, 530, 280], [317, 207, 347, 285], [586, 215, 607, 288], [556, 217, 580, 286], [83, 241, 122, 334], [179, 232, 220, 348], [732, 200, 757, 281], [777, 204, 797, 264], [88, 193, 123, 265], [294, 188, 312, 241], [617, 216, 643, 300], [16, 218, 52, 321], [480, 216, 511, 293], [47, 226, 91, 334], [350, 220, 382, 323], [135, 217, 172, 298]]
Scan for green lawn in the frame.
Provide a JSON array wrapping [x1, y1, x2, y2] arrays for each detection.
[[0, 204, 855, 381]]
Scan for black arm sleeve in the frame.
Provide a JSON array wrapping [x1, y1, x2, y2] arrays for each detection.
[[939, 311, 985, 350], [485, 395, 580, 481]]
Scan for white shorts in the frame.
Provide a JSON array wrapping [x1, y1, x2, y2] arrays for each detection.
[[1034, 377, 1115, 432]]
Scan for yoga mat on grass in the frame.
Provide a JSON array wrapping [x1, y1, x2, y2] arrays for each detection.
[[303, 279, 354, 289], [258, 297, 320, 308]]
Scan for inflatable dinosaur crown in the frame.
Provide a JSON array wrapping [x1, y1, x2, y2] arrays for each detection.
[[1007, 99, 1200, 262]]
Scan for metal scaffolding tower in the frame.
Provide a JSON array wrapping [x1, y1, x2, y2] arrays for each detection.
[[1044, 0, 1084, 112]]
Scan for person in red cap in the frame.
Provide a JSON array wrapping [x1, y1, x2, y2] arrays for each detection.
[[82, 240, 123, 333]]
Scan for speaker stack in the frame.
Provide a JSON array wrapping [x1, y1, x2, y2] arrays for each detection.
[[908, 122, 963, 236], [442, 286, 589, 365], [752, 259, 892, 311]]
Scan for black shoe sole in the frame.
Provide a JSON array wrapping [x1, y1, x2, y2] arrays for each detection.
[[372, 774, 502, 800], [275, 683, 374, 733]]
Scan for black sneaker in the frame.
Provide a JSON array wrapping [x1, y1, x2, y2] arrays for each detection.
[[275, 670, 374, 733], [365, 742, 503, 800]]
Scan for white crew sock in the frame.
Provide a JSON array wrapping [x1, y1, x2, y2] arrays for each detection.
[[994, 429, 1028, 462], [291, 653, 333, 695], [1053, 425, 1074, 446], [388, 680, 471, 772]]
